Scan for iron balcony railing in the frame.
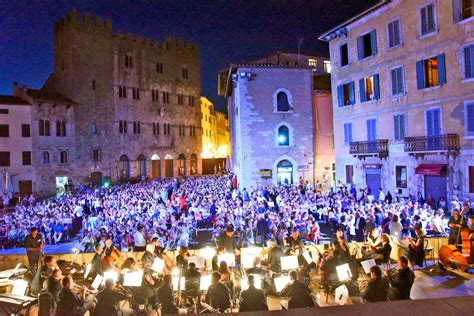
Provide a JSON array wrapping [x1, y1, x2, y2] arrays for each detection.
[[350, 139, 389, 157], [404, 134, 460, 152]]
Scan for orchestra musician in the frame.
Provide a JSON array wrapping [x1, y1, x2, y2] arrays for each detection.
[[141, 244, 157, 271], [56, 275, 96, 316], [176, 246, 190, 270], [183, 262, 201, 299], [89, 244, 104, 279], [384, 256, 415, 300], [361, 234, 392, 264], [43, 268, 63, 309], [469, 213, 474, 262], [280, 270, 315, 309], [330, 229, 358, 279], [285, 230, 305, 266], [218, 226, 241, 256], [156, 274, 179, 315], [360, 265, 389, 303], [202, 271, 231, 313], [406, 227, 425, 268], [93, 278, 129, 316], [239, 275, 269, 312], [101, 237, 121, 272], [24, 227, 44, 275], [448, 209, 465, 245], [261, 239, 284, 273]]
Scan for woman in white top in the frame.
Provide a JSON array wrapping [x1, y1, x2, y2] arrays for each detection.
[[389, 214, 403, 243]]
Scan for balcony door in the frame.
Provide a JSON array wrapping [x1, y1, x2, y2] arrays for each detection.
[[366, 119, 377, 152], [426, 108, 441, 149]]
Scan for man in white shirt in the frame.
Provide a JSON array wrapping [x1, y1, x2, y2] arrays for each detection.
[[133, 225, 147, 252]]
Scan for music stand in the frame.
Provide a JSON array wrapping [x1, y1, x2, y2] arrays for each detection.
[[103, 271, 118, 283], [336, 263, 352, 282], [172, 277, 186, 291], [360, 259, 376, 275], [199, 275, 212, 291], [11, 280, 28, 296], [217, 253, 235, 267], [187, 256, 205, 269], [334, 284, 349, 305], [280, 256, 299, 271], [151, 258, 165, 273], [303, 251, 313, 265], [274, 276, 291, 293], [83, 263, 92, 280], [123, 271, 143, 287], [91, 275, 103, 290], [240, 275, 262, 290]]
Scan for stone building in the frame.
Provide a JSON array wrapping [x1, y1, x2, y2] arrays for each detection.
[[219, 53, 333, 189], [1, 86, 76, 197], [319, 0, 474, 201], [200, 96, 230, 159], [30, 10, 202, 185]]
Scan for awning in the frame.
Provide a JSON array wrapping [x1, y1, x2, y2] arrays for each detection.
[[415, 164, 447, 176]]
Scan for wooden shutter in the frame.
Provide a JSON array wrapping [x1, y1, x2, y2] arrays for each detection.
[[373, 74, 380, 99], [416, 60, 425, 89], [453, 0, 462, 22], [394, 20, 400, 46], [357, 36, 363, 60], [359, 78, 366, 103], [399, 114, 406, 139], [464, 45, 472, 78], [337, 85, 343, 107], [370, 30, 377, 55], [394, 115, 400, 141], [391, 69, 397, 95], [467, 103, 474, 133], [437, 54, 447, 85]]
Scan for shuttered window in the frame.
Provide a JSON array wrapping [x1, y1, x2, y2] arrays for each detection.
[[391, 67, 404, 95], [466, 103, 474, 136], [387, 19, 401, 48], [469, 166, 474, 193], [359, 74, 380, 102], [343, 122, 353, 145], [366, 119, 377, 141], [416, 54, 446, 89], [337, 82, 355, 107], [464, 44, 474, 79], [421, 3, 436, 35], [393, 114, 406, 141], [357, 30, 377, 60], [426, 108, 441, 136]]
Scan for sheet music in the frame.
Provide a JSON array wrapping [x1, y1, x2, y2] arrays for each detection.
[[218, 253, 235, 266], [274, 276, 291, 292], [91, 275, 103, 290], [360, 259, 377, 274], [172, 277, 186, 291], [200, 275, 212, 291], [336, 263, 352, 281], [187, 256, 205, 269], [303, 251, 313, 265], [280, 256, 299, 270], [123, 271, 143, 287]]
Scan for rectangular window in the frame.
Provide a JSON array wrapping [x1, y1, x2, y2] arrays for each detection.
[[357, 30, 377, 60], [0, 109, 8, 114], [345, 165, 354, 184], [92, 79, 96, 90], [92, 149, 100, 162], [0, 125, 9, 137], [91, 123, 97, 134], [337, 82, 355, 107], [420, 3, 436, 35], [162, 91, 170, 103], [340, 44, 349, 66], [426, 108, 442, 136], [22, 151, 31, 166], [454, 0, 474, 21], [469, 166, 474, 193], [56, 121, 61, 137], [0, 152, 10, 167], [118, 86, 127, 98], [359, 74, 380, 102], [391, 66, 405, 95], [324, 60, 331, 73], [387, 19, 402, 48], [416, 54, 446, 89], [45, 120, 50, 136], [156, 62, 163, 74], [393, 113, 406, 141], [182, 67, 189, 79], [463, 44, 474, 79], [466, 102, 474, 136], [178, 94, 184, 105], [22, 124, 30, 137], [343, 122, 353, 145], [366, 119, 377, 141], [396, 166, 407, 188]]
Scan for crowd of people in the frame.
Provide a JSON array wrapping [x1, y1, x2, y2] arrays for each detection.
[[1, 175, 471, 255]]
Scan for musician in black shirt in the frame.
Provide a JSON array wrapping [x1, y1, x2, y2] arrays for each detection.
[[203, 271, 231, 313], [89, 244, 103, 279], [385, 256, 415, 300], [93, 278, 128, 316], [280, 270, 314, 309], [156, 274, 179, 315], [24, 227, 43, 275], [263, 239, 283, 273], [239, 275, 268, 312]]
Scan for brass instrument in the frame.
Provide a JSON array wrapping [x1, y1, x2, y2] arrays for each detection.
[[73, 282, 97, 295], [200, 302, 221, 314]]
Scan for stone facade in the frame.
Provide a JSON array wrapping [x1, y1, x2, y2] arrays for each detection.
[[43, 10, 202, 184], [200, 97, 230, 159], [224, 65, 316, 189], [320, 0, 474, 201]]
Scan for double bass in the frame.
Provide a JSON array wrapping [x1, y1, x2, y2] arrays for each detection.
[[102, 246, 121, 272]]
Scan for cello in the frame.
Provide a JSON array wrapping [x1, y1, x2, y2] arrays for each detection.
[[438, 243, 472, 272]]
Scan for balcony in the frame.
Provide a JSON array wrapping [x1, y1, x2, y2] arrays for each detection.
[[404, 134, 460, 154], [350, 139, 389, 158]]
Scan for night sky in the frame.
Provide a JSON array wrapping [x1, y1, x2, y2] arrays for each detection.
[[0, 0, 377, 112]]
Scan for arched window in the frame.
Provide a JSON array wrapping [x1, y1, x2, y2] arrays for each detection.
[[44, 120, 50, 136], [278, 125, 290, 146], [39, 120, 45, 136], [277, 92, 291, 112], [42, 151, 50, 164], [190, 154, 198, 175], [277, 159, 293, 185], [178, 154, 186, 176], [119, 154, 130, 179], [60, 151, 68, 164]]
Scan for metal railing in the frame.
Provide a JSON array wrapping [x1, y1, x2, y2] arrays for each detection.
[[350, 139, 389, 156], [404, 134, 460, 152]]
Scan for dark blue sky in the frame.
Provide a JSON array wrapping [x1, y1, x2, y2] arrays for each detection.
[[0, 0, 376, 112]]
